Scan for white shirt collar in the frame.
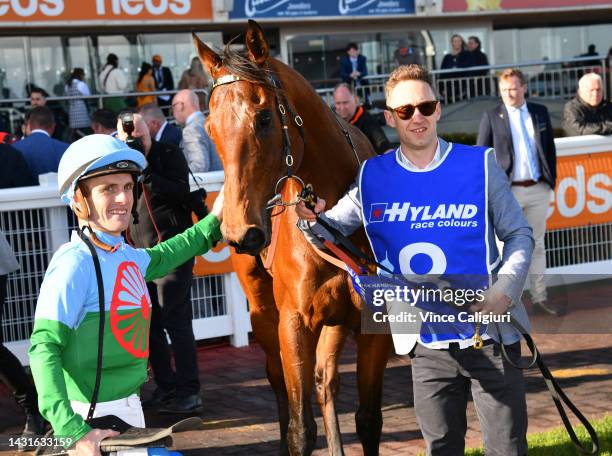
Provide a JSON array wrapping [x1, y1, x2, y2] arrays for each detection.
[[506, 102, 527, 113], [186, 111, 202, 126], [155, 120, 168, 142], [398, 140, 441, 171], [30, 129, 50, 137]]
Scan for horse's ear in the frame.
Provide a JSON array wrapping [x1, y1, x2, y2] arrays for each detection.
[[192, 32, 222, 75], [245, 19, 269, 66]]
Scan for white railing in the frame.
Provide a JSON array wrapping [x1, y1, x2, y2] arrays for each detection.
[[1, 135, 611, 364]]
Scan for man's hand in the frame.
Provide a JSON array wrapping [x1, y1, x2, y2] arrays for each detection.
[[211, 185, 224, 222], [117, 113, 152, 156], [74, 429, 119, 456], [469, 287, 512, 316], [295, 197, 326, 222]]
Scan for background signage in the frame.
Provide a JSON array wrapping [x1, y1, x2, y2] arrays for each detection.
[[0, 0, 212, 22], [230, 0, 415, 19], [443, 0, 611, 12]]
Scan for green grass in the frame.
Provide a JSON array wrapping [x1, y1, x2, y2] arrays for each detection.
[[464, 415, 612, 456]]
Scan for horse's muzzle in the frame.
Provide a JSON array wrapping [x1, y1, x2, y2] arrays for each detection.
[[230, 227, 267, 255]]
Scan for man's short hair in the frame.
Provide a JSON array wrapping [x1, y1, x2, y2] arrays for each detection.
[[139, 103, 166, 121], [499, 68, 526, 86], [91, 109, 118, 130], [346, 42, 359, 52], [578, 72, 602, 90], [30, 87, 49, 98], [385, 64, 434, 99], [333, 82, 356, 96], [26, 106, 54, 130]]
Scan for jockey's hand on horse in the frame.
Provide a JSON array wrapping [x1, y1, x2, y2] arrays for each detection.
[[75, 428, 120, 456], [469, 286, 512, 316], [296, 198, 326, 222]]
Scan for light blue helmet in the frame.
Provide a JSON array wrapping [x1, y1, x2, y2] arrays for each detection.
[[58, 134, 147, 208]]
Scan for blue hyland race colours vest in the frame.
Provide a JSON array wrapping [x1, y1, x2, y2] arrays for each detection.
[[359, 143, 493, 345]]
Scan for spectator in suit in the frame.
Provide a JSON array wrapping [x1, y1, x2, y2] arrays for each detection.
[[140, 103, 182, 147], [172, 90, 222, 172], [0, 147, 42, 443], [152, 54, 175, 113], [13, 106, 69, 183], [117, 114, 203, 414], [99, 53, 128, 114], [562, 72, 612, 136], [333, 83, 391, 155], [340, 42, 368, 88], [90, 109, 118, 136], [0, 143, 36, 188], [29, 87, 68, 141], [477, 68, 560, 316]]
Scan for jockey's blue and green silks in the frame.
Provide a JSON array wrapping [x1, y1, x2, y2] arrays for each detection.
[[29, 214, 222, 445], [359, 144, 496, 345]]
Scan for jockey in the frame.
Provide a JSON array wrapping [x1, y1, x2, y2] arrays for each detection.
[[29, 134, 223, 455]]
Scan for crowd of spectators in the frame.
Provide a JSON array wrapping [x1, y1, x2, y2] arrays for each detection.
[[0, 36, 611, 446]]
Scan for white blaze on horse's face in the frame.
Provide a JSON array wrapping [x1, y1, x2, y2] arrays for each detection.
[[384, 80, 441, 153]]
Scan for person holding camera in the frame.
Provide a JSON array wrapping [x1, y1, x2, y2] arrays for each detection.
[[117, 112, 207, 414]]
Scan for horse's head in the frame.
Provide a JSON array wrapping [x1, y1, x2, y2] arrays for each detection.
[[193, 20, 305, 256]]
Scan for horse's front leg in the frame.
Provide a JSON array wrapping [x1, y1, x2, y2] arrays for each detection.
[[355, 333, 393, 456], [315, 324, 348, 456], [231, 255, 289, 455], [278, 305, 318, 456]]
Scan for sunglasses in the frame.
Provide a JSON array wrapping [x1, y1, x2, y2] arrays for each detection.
[[386, 100, 438, 120]]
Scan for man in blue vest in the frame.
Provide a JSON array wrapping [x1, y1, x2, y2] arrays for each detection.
[[296, 65, 534, 455]]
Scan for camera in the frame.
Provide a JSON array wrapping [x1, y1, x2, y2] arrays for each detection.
[[119, 111, 144, 154], [189, 188, 209, 220]]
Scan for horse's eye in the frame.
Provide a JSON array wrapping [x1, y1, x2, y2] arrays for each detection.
[[256, 110, 273, 131]]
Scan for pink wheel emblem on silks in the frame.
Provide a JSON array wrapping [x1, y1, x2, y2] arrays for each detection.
[[110, 261, 151, 358]]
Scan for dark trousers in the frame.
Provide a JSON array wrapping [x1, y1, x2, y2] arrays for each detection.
[[411, 342, 528, 456], [147, 259, 199, 398], [0, 275, 39, 415]]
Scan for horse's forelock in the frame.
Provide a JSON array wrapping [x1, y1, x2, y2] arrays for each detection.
[[220, 43, 274, 90]]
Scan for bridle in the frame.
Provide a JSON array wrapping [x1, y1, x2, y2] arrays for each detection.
[[210, 66, 308, 217]]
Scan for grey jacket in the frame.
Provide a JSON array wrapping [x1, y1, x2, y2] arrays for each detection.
[[298, 139, 534, 348], [0, 231, 19, 276], [181, 111, 223, 173]]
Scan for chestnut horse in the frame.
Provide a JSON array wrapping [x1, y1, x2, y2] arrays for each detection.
[[194, 21, 393, 455]]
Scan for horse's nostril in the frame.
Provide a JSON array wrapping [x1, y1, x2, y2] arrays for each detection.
[[240, 227, 266, 254]]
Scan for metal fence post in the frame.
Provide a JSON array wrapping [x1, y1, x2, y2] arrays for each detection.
[[46, 206, 70, 256], [224, 272, 251, 347]]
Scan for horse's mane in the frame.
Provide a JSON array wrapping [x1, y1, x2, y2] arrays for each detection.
[[220, 43, 275, 90]]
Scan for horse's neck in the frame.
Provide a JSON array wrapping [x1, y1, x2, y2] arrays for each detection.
[[273, 62, 362, 201]]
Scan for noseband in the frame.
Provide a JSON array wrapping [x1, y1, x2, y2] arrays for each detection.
[[211, 67, 307, 216]]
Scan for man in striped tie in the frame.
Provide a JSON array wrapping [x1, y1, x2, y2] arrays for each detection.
[[477, 68, 560, 316]]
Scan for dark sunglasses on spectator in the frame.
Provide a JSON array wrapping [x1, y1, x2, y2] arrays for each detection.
[[386, 100, 438, 120]]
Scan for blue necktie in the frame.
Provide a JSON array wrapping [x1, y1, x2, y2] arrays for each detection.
[[519, 108, 540, 181]]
